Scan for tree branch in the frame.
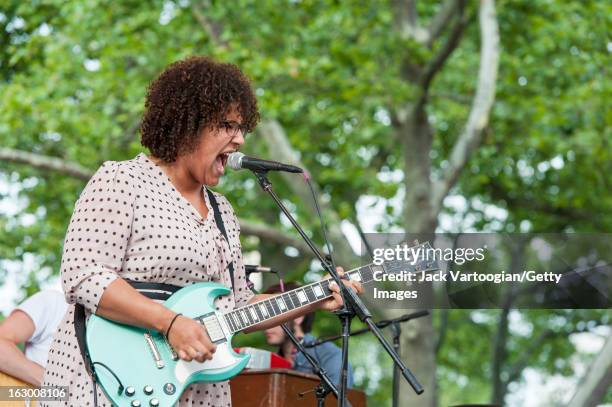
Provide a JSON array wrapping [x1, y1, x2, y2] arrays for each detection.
[[406, 0, 418, 26], [491, 238, 528, 403], [191, 0, 228, 47], [437, 232, 462, 354], [239, 219, 318, 257], [567, 334, 612, 407], [0, 148, 93, 180], [505, 323, 596, 387], [395, 0, 464, 47], [488, 179, 591, 222], [435, 308, 449, 355], [256, 119, 356, 267], [427, 0, 461, 47], [119, 117, 143, 151], [350, 214, 374, 257], [430, 91, 473, 104], [505, 329, 554, 385], [491, 306, 511, 404], [419, 2, 467, 92], [393, 0, 430, 44], [431, 0, 500, 214]]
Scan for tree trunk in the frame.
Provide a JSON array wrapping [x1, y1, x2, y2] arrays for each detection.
[[491, 237, 527, 405], [401, 105, 435, 235], [491, 306, 510, 405], [566, 334, 612, 407], [395, 102, 437, 407], [397, 310, 438, 407], [394, 2, 499, 405]]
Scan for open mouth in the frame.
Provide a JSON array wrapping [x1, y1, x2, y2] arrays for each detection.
[[215, 152, 231, 174], [220, 152, 229, 166]]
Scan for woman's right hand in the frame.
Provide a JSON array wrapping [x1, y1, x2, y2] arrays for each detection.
[[166, 315, 216, 363]]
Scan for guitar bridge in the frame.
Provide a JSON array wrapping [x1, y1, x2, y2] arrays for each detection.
[[144, 332, 165, 369], [159, 335, 179, 361]]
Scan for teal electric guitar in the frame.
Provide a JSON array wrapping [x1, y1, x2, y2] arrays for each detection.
[[86, 242, 436, 406]]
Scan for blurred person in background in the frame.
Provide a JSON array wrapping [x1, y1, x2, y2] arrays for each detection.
[[0, 290, 67, 386], [264, 282, 354, 388]]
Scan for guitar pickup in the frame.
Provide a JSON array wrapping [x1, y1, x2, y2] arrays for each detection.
[[199, 314, 226, 344]]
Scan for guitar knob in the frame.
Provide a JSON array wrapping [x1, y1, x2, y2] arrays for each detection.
[[143, 385, 153, 395], [163, 383, 176, 395], [130, 400, 141, 407], [150, 398, 160, 407], [125, 386, 135, 397]]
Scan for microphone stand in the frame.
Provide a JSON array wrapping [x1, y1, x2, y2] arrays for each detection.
[[252, 171, 424, 407], [305, 311, 429, 407], [391, 322, 401, 407], [304, 311, 429, 347], [245, 270, 339, 407]]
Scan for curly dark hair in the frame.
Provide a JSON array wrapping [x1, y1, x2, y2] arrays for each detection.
[[140, 56, 259, 162]]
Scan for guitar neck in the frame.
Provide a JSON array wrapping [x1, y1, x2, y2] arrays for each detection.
[[221, 263, 379, 334]]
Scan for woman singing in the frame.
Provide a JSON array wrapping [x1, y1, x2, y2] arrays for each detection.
[[41, 56, 361, 406]]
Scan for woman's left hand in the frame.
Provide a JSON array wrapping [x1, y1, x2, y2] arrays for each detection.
[[319, 267, 364, 312]]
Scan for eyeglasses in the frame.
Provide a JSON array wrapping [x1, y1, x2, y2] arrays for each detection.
[[220, 121, 248, 138]]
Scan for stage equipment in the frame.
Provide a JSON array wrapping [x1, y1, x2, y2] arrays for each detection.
[[85, 245, 433, 406], [242, 166, 434, 406]]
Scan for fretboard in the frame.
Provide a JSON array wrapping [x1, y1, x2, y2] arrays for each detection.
[[221, 263, 381, 334]]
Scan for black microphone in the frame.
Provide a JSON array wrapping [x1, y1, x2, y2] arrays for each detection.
[[227, 152, 303, 173], [244, 265, 277, 275]]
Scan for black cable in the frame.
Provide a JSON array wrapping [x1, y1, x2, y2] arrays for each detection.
[[304, 176, 338, 273], [92, 361, 125, 395]]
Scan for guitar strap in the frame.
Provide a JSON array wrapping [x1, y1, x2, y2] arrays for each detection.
[[205, 188, 235, 292], [74, 188, 235, 405]]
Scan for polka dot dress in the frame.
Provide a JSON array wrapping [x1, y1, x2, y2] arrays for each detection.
[[41, 153, 253, 406]]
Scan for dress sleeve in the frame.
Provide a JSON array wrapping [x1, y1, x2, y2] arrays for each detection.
[[214, 193, 254, 308], [60, 161, 135, 314]]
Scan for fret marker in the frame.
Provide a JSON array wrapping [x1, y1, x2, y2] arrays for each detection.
[[313, 286, 324, 298], [350, 273, 362, 282], [241, 311, 249, 324], [277, 297, 286, 310], [259, 303, 268, 317], [231, 313, 240, 328], [249, 307, 258, 322], [297, 291, 307, 304]]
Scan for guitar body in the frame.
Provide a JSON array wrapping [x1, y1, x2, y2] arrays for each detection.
[[86, 282, 249, 407]]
